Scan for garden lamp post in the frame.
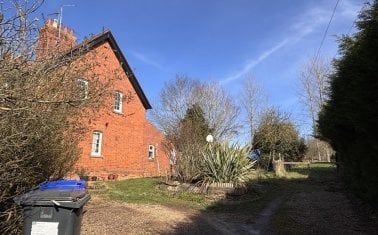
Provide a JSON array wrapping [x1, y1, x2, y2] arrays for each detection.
[[206, 134, 214, 143]]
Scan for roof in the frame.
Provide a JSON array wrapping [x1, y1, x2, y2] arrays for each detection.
[[70, 30, 152, 109]]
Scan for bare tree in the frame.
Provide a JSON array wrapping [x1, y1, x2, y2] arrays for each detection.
[[153, 77, 199, 139], [193, 81, 241, 139], [240, 74, 265, 145], [152, 76, 241, 181], [304, 137, 334, 162], [152, 75, 241, 141], [299, 56, 332, 162]]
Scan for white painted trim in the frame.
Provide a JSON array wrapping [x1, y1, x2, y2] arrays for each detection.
[[91, 131, 103, 157], [114, 91, 123, 113]]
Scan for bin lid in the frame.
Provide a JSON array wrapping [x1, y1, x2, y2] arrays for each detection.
[[39, 180, 86, 191], [14, 180, 90, 208]]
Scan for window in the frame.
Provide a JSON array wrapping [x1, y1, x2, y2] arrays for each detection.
[[169, 149, 177, 165], [91, 131, 102, 157], [148, 145, 155, 159], [114, 91, 123, 113], [78, 79, 89, 99]]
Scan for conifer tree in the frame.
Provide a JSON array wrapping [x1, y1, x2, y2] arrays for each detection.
[[318, 1, 378, 207]]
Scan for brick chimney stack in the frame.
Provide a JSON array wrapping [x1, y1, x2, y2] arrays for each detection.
[[37, 19, 77, 59]]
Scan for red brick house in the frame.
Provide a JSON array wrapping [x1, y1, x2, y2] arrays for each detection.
[[38, 20, 169, 179]]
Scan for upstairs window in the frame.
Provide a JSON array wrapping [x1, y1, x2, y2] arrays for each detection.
[[78, 79, 89, 99], [148, 145, 155, 159], [91, 131, 102, 157], [114, 91, 123, 113]]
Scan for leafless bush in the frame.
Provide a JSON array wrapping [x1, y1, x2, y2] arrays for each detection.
[[0, 1, 122, 233]]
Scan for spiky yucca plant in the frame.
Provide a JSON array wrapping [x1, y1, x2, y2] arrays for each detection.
[[200, 143, 255, 187]]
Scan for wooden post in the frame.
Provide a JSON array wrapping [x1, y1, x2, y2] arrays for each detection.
[[273, 153, 286, 177]]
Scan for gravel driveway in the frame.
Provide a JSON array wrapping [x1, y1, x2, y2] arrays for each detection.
[[81, 200, 223, 235]]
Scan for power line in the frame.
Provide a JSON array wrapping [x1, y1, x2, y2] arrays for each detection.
[[315, 0, 341, 61], [332, 2, 370, 59]]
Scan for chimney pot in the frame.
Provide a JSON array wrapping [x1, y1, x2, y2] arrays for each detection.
[[37, 18, 77, 59]]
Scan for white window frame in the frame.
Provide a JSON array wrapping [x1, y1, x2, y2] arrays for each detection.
[[91, 131, 103, 157], [114, 91, 123, 113], [77, 79, 89, 99], [148, 145, 155, 159]]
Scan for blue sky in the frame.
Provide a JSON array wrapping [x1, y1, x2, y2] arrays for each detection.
[[38, 0, 364, 140]]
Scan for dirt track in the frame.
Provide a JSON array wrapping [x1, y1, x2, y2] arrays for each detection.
[[82, 167, 378, 235], [81, 200, 224, 235], [81, 193, 377, 235]]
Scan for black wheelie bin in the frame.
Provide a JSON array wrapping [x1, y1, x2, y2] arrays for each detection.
[[15, 179, 90, 235]]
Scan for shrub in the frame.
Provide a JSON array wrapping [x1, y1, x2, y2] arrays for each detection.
[[173, 104, 213, 183], [76, 167, 90, 181], [199, 143, 255, 187], [253, 108, 307, 163], [0, 2, 116, 233], [318, 1, 378, 207]]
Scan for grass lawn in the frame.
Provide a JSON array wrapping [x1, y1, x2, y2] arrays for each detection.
[[93, 177, 209, 209], [92, 163, 336, 215]]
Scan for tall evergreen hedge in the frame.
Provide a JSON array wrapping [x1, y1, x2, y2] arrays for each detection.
[[318, 1, 378, 207]]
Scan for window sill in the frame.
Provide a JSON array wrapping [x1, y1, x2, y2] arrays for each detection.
[[113, 110, 123, 115], [90, 154, 103, 158]]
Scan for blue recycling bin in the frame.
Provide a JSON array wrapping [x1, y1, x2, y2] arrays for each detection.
[[15, 180, 90, 235]]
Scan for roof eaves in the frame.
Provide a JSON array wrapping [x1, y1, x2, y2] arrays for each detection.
[[68, 30, 152, 110]]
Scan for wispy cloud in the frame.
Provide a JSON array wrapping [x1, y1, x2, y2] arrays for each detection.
[[220, 38, 289, 84], [339, 0, 364, 19], [129, 50, 167, 72], [221, 0, 361, 84], [221, 11, 326, 84]]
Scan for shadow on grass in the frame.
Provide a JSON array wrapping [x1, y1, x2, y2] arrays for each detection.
[[91, 164, 377, 234], [160, 163, 369, 235]]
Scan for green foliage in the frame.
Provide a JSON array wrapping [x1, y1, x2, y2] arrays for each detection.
[[199, 143, 255, 187], [178, 103, 212, 150], [253, 109, 306, 162], [173, 105, 255, 186], [318, 1, 378, 207], [296, 138, 308, 162], [174, 104, 213, 182]]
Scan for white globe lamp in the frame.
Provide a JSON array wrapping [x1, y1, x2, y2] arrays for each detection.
[[206, 134, 214, 143]]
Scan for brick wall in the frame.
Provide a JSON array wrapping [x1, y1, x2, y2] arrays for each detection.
[[74, 42, 170, 179], [38, 20, 169, 180], [37, 19, 77, 59]]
